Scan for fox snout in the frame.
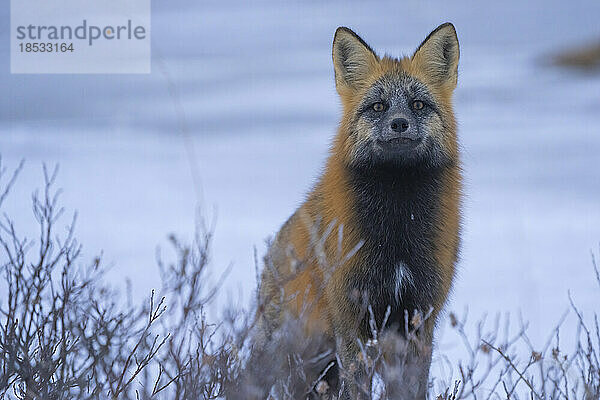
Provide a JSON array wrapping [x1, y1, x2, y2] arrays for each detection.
[[378, 113, 422, 150], [372, 99, 424, 152]]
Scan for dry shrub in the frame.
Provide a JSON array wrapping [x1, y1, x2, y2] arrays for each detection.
[[0, 158, 598, 399]]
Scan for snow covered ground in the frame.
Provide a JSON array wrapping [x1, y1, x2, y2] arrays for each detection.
[[1, 0, 599, 356]]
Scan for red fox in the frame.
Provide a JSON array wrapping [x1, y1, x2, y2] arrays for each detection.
[[258, 23, 461, 398]]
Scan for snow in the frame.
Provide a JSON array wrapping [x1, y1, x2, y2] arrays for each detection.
[[1, 0, 599, 357]]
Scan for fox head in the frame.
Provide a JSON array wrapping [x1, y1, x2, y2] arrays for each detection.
[[332, 23, 460, 171]]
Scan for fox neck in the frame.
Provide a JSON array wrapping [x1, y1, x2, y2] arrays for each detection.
[[347, 163, 447, 255]]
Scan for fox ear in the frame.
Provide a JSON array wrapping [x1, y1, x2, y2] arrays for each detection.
[[412, 23, 460, 89], [332, 27, 378, 92]]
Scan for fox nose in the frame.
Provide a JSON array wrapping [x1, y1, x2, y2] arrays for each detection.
[[390, 118, 409, 133]]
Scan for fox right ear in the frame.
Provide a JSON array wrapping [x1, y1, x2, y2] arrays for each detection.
[[332, 27, 379, 92], [412, 23, 460, 89]]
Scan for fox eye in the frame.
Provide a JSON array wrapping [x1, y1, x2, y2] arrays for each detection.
[[412, 100, 424, 110], [372, 102, 385, 112]]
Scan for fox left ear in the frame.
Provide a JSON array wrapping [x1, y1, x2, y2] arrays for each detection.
[[412, 23, 460, 89]]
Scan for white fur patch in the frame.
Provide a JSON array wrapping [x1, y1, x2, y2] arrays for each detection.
[[394, 262, 413, 302]]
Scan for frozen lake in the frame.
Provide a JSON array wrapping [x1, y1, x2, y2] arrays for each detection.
[[1, 0, 599, 360]]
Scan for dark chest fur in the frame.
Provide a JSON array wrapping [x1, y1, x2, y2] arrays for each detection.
[[347, 165, 448, 336]]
